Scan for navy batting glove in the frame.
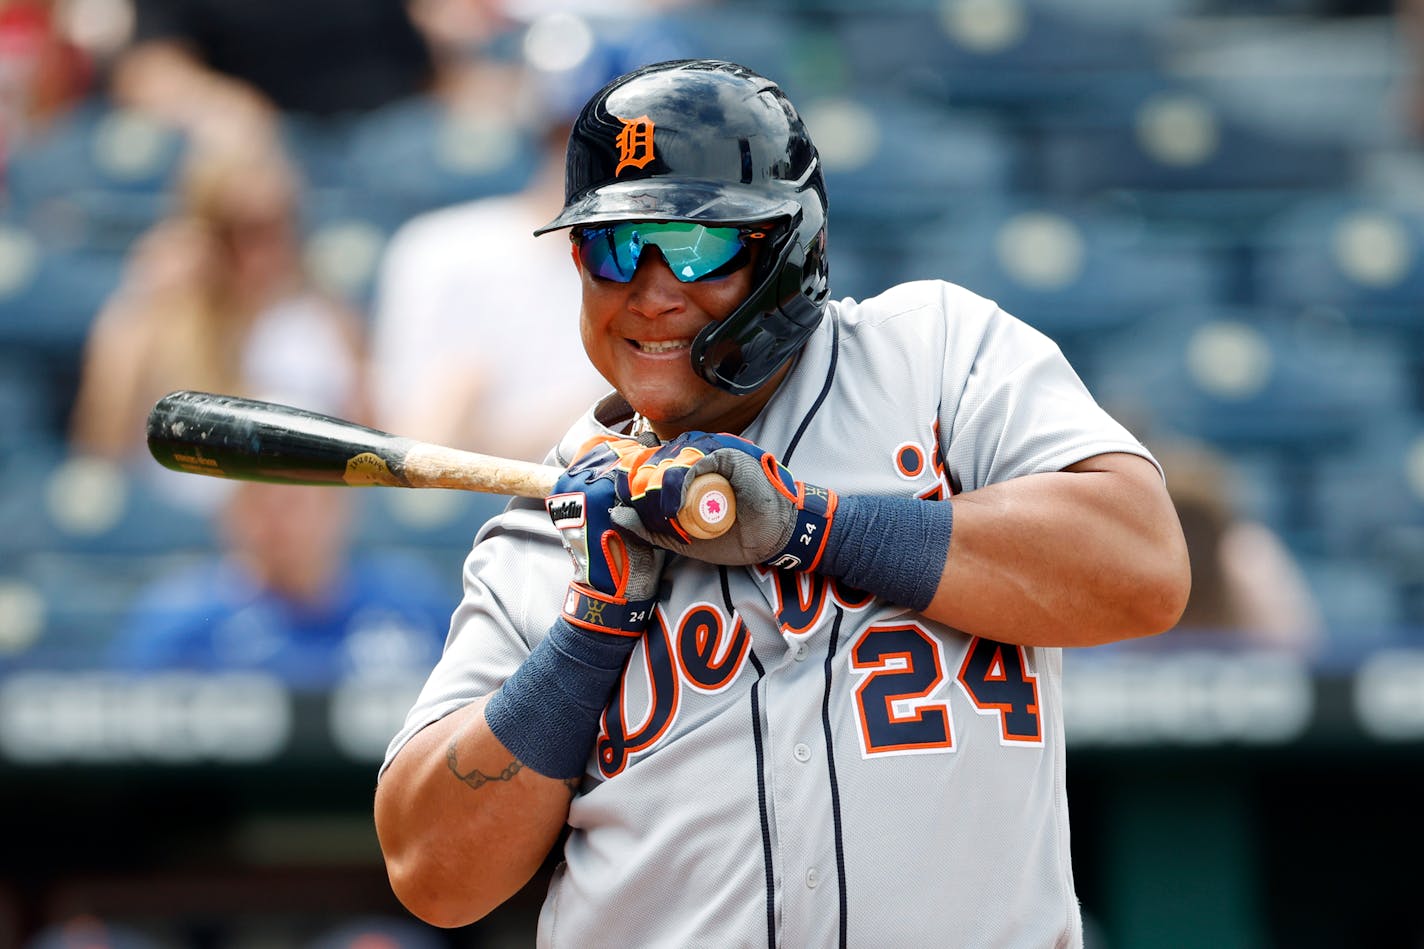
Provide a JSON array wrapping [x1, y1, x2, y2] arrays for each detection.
[[611, 432, 836, 570], [547, 437, 666, 635]]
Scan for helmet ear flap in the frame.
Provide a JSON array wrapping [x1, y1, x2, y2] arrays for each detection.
[[691, 193, 830, 394]]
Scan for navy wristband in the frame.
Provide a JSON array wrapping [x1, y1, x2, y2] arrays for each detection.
[[484, 615, 641, 780], [819, 495, 953, 611]]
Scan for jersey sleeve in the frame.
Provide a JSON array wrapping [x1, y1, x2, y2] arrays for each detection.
[[933, 283, 1157, 492], [377, 498, 568, 779]]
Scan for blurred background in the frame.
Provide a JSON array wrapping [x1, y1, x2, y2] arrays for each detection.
[[1, 0, 1422, 946]]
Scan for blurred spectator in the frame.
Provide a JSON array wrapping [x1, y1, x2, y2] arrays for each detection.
[[106, 0, 436, 145], [107, 480, 452, 689], [0, 0, 93, 171], [406, 0, 519, 109], [368, 14, 689, 462], [1156, 439, 1326, 655], [67, 136, 370, 497]]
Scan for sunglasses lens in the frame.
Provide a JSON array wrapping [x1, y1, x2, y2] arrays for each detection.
[[577, 222, 749, 283]]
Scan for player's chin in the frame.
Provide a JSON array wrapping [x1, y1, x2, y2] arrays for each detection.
[[619, 373, 716, 431]]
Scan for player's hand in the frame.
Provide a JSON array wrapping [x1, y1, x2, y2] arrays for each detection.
[[609, 432, 837, 570], [546, 436, 666, 634]]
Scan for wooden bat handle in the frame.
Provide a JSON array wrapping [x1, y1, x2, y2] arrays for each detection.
[[402, 443, 735, 539]]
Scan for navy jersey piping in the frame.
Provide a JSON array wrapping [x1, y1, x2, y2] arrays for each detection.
[[822, 606, 849, 948]]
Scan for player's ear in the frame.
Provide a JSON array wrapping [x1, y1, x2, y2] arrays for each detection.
[[569, 237, 582, 272]]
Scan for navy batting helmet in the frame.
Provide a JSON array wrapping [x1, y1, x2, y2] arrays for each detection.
[[535, 59, 830, 395]]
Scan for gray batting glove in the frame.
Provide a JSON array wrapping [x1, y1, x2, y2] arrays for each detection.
[[610, 432, 837, 570]]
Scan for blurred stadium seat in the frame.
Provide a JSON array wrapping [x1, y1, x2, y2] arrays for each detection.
[[1092, 303, 1410, 451], [1031, 74, 1354, 202], [0, 352, 61, 455], [0, 225, 123, 352], [808, 91, 1024, 298], [891, 200, 1227, 368], [807, 91, 1023, 219], [830, 0, 1162, 116], [666, 6, 832, 96], [1312, 421, 1424, 624], [0, 553, 155, 671], [300, 188, 401, 311], [3, 99, 185, 251], [1252, 193, 1424, 335], [339, 99, 539, 221], [1293, 554, 1403, 665], [1165, 13, 1406, 153], [1092, 304, 1412, 549], [353, 489, 510, 570], [0, 450, 212, 672], [0, 449, 216, 564]]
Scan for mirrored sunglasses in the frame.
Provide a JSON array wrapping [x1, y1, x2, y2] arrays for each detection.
[[574, 221, 763, 283]]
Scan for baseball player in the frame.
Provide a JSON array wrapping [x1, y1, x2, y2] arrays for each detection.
[[375, 60, 1190, 947]]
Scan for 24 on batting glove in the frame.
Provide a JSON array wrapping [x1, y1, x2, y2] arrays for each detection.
[[610, 432, 837, 570], [483, 435, 667, 781], [546, 435, 666, 635]]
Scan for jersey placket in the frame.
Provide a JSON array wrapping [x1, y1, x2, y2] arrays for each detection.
[[759, 611, 845, 947]]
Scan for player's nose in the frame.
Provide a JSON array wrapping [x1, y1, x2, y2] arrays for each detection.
[[626, 247, 686, 316]]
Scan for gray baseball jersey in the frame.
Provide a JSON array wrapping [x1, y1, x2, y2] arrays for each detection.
[[382, 279, 1156, 948]]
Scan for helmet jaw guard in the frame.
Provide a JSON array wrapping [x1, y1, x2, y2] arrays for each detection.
[[537, 59, 830, 395]]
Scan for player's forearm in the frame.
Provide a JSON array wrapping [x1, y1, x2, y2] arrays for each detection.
[[924, 453, 1189, 647], [375, 697, 573, 928]]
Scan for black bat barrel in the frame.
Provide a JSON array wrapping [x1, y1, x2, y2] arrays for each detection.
[[146, 390, 418, 488]]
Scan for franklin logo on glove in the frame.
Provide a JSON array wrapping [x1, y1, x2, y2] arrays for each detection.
[[545, 494, 586, 530]]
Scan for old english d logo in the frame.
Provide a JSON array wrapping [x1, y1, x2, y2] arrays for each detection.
[[614, 115, 656, 175]]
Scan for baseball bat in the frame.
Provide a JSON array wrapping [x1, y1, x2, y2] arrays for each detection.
[[145, 390, 736, 540]]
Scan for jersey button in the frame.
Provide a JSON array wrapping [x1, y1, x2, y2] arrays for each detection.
[[793, 742, 812, 763], [806, 867, 820, 889], [793, 643, 808, 661]]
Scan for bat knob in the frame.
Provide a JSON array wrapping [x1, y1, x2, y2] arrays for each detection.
[[682, 473, 736, 540]]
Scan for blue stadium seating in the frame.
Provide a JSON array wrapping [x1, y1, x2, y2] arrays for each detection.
[[1252, 193, 1424, 411], [1031, 74, 1354, 200], [1253, 193, 1424, 318], [811, 91, 1023, 221], [664, 7, 829, 97], [0, 354, 61, 455], [1091, 303, 1412, 549], [4, 99, 185, 251], [0, 448, 217, 565], [890, 199, 1228, 363], [0, 232, 124, 352], [338, 99, 539, 221], [352, 488, 510, 563], [1312, 420, 1424, 572], [830, 1, 1162, 116], [1091, 303, 1410, 453], [1, 552, 158, 671]]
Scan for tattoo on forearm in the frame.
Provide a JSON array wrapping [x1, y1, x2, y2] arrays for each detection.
[[446, 739, 522, 790], [444, 740, 582, 797]]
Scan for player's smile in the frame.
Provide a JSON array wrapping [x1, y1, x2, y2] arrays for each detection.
[[630, 338, 691, 355]]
